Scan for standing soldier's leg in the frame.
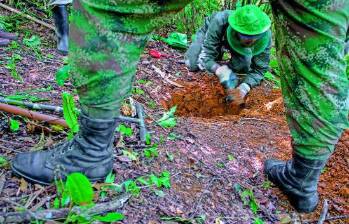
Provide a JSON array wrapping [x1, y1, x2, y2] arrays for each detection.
[[11, 0, 191, 185], [265, 0, 349, 212], [50, 0, 72, 55]]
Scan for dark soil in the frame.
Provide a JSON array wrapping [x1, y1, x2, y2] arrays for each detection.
[[0, 8, 348, 224]]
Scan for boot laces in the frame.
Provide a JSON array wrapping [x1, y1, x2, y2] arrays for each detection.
[[51, 140, 76, 159]]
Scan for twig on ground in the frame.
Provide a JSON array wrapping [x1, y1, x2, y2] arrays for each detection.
[[0, 174, 5, 196], [151, 65, 184, 88], [317, 199, 329, 224], [238, 117, 273, 124], [0, 3, 55, 30], [30, 195, 55, 211], [24, 188, 45, 209], [0, 139, 25, 146], [265, 97, 283, 111], [0, 193, 130, 223], [0, 144, 22, 153]]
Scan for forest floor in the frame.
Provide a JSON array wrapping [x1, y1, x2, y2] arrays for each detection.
[[0, 9, 348, 224]]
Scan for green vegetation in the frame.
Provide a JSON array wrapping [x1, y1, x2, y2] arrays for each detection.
[[62, 92, 79, 139]]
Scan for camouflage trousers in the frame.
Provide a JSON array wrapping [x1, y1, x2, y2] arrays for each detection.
[[69, 0, 190, 119], [271, 0, 349, 160], [49, 0, 72, 5]]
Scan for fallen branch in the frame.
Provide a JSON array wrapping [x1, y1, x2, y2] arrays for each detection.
[[0, 3, 55, 31], [151, 65, 184, 88], [304, 215, 349, 223], [0, 193, 130, 223], [0, 103, 68, 128], [0, 174, 5, 196], [317, 199, 329, 224], [0, 97, 63, 113], [0, 97, 141, 124]]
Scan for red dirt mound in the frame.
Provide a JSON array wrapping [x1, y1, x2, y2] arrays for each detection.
[[167, 75, 241, 118]]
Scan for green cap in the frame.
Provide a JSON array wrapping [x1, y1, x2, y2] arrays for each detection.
[[228, 5, 271, 35]]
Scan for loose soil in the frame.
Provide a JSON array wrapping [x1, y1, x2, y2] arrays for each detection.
[[0, 9, 348, 223]]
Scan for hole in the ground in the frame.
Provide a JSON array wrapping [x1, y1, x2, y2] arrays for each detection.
[[167, 75, 242, 118]]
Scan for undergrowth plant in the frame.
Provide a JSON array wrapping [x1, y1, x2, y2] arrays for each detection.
[[53, 173, 125, 223], [62, 92, 79, 139]]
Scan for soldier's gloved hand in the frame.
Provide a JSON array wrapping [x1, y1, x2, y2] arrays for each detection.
[[226, 83, 251, 105], [215, 65, 238, 90]]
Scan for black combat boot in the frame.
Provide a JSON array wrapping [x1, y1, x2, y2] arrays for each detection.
[[11, 113, 119, 185], [264, 154, 327, 213], [52, 5, 69, 55]]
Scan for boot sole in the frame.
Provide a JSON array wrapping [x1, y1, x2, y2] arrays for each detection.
[[11, 163, 105, 186]]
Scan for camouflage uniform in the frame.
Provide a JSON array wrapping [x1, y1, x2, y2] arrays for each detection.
[[11, 0, 192, 185], [70, 0, 191, 119], [271, 0, 349, 160], [185, 10, 272, 88]]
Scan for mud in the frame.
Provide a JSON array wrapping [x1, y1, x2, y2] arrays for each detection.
[[167, 74, 241, 117], [167, 73, 284, 119]]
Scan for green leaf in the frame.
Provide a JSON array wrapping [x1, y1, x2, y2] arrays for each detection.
[[9, 118, 20, 132], [136, 176, 151, 186], [67, 214, 90, 224], [94, 212, 124, 222], [23, 35, 41, 48], [137, 79, 151, 85], [149, 172, 171, 189], [167, 132, 180, 141], [253, 217, 264, 224], [145, 133, 151, 145], [144, 144, 158, 159], [261, 180, 272, 189], [55, 65, 70, 86], [46, 53, 54, 59], [53, 198, 60, 209], [162, 32, 188, 49], [62, 92, 79, 137], [158, 106, 177, 122], [116, 124, 133, 137], [124, 180, 140, 196], [249, 199, 259, 214], [227, 154, 235, 161], [157, 106, 177, 128], [264, 71, 281, 88], [0, 156, 9, 168], [160, 171, 171, 188], [132, 87, 145, 95], [61, 190, 70, 207], [159, 117, 177, 128], [105, 172, 115, 184], [149, 174, 161, 188], [147, 100, 157, 109], [65, 172, 94, 206]]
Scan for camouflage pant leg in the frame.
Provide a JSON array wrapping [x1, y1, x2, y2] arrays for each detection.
[[184, 30, 206, 71], [49, 0, 72, 5], [69, 0, 191, 119], [185, 16, 212, 71], [271, 0, 349, 160]]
